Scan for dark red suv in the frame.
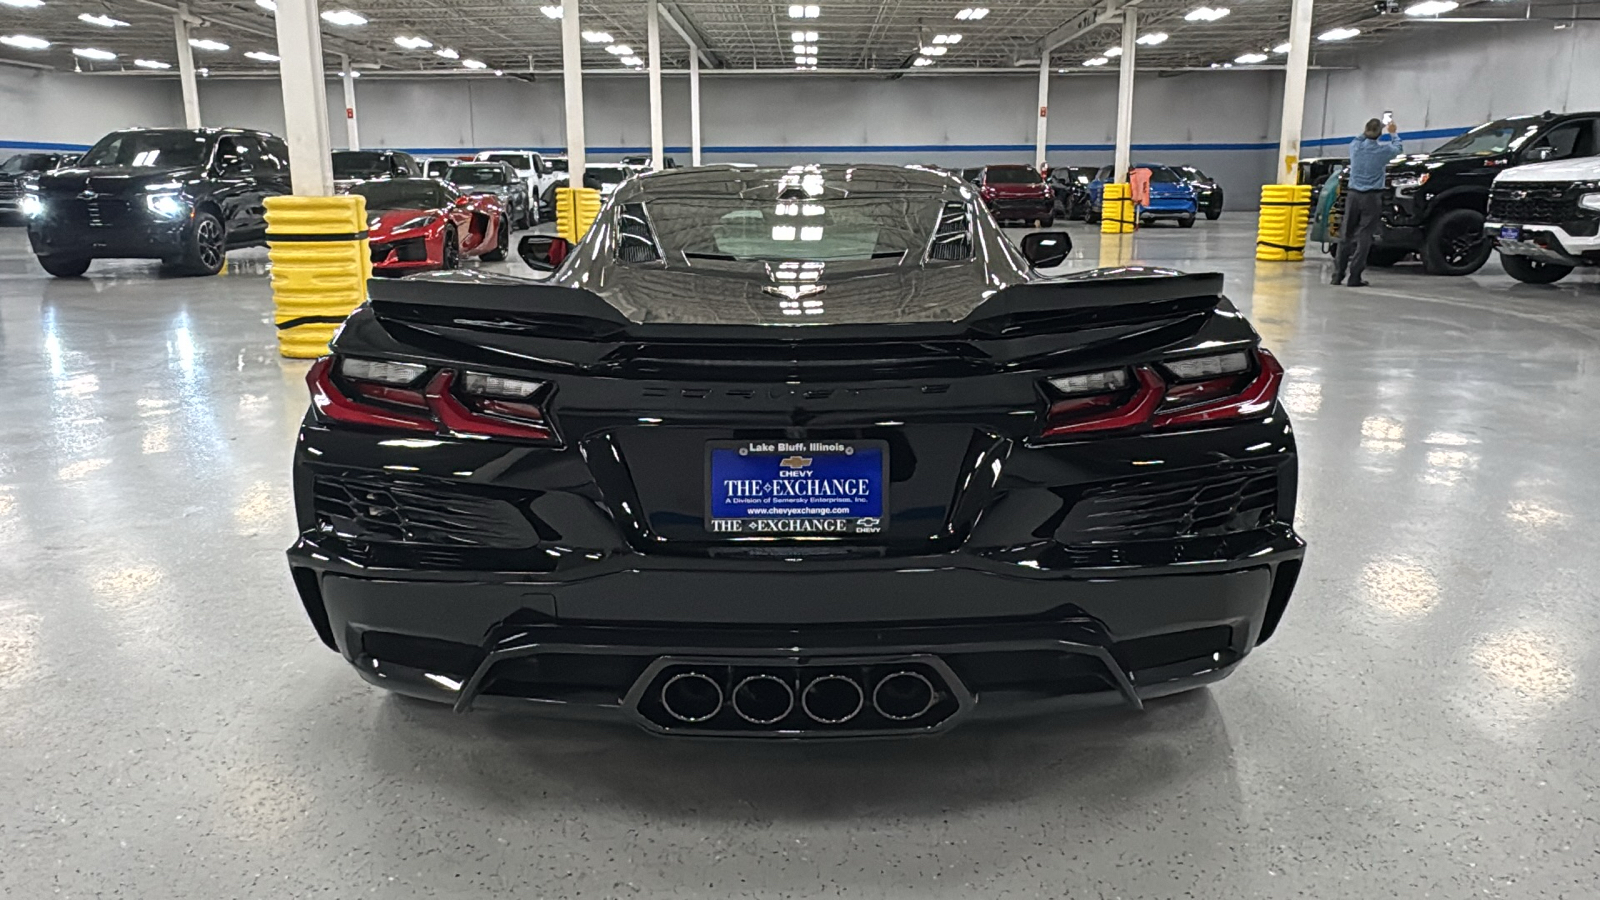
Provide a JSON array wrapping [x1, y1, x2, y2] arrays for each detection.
[[976, 164, 1055, 227]]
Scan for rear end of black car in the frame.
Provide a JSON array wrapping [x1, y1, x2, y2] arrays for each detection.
[[287, 166, 1304, 738]]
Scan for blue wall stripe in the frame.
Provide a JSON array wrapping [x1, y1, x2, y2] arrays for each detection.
[[0, 125, 1476, 159]]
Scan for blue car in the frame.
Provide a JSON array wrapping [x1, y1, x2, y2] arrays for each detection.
[[1085, 163, 1200, 228]]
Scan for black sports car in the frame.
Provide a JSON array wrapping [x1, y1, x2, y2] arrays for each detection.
[[287, 164, 1304, 738]]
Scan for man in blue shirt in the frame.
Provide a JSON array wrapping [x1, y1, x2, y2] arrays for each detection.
[[1334, 117, 1405, 286]]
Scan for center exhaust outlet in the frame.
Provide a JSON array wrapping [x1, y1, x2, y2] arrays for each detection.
[[800, 674, 865, 724], [731, 673, 795, 725], [660, 671, 724, 723], [872, 670, 936, 721]]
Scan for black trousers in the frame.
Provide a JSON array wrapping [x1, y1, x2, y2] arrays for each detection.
[[1335, 189, 1384, 281]]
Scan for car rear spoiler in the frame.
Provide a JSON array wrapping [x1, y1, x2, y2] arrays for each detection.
[[366, 271, 1225, 341]]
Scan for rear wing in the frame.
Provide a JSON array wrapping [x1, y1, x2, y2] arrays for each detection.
[[365, 271, 1225, 341]]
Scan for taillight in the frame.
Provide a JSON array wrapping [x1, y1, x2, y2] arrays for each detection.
[[1037, 348, 1282, 440], [306, 356, 559, 444]]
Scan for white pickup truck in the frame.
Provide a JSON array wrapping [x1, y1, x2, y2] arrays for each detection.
[[1487, 157, 1600, 284]]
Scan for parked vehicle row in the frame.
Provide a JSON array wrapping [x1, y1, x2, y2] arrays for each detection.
[[1, 151, 80, 217]]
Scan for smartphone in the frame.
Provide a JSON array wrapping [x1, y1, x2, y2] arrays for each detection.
[[1381, 110, 1394, 125]]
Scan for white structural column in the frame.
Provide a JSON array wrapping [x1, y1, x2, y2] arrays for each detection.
[[173, 5, 201, 128], [1034, 55, 1050, 171], [1276, 0, 1315, 184], [339, 54, 360, 151], [561, 0, 587, 175], [647, 0, 664, 170], [689, 51, 702, 166], [273, 0, 335, 195], [1113, 5, 1136, 181]]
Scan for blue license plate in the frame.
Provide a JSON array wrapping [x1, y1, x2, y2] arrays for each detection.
[[706, 440, 887, 536], [1500, 226, 1521, 241]]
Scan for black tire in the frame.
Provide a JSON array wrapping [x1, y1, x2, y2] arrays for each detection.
[[441, 227, 460, 270], [1038, 216, 1055, 228], [1179, 215, 1196, 229], [1500, 253, 1573, 285], [1421, 207, 1492, 275], [1366, 246, 1408, 267], [1204, 206, 1221, 221], [1085, 205, 1100, 225], [38, 255, 90, 277], [173, 210, 226, 276], [482, 217, 509, 261]]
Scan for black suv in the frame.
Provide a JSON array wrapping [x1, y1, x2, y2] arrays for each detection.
[[1370, 111, 1600, 275], [332, 149, 421, 190], [2, 151, 76, 217], [24, 127, 291, 278]]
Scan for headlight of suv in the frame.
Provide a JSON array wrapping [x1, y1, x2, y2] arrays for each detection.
[[1388, 173, 1427, 193], [20, 192, 44, 218], [1579, 193, 1600, 213], [145, 192, 188, 217]]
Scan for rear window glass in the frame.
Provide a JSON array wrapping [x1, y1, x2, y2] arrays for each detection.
[[984, 167, 1042, 185], [484, 153, 532, 169], [643, 196, 943, 263]]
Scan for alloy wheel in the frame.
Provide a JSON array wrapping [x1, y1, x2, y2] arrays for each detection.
[[196, 218, 223, 270]]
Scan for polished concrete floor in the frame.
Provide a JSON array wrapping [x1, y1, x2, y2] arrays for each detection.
[[2, 218, 1598, 899]]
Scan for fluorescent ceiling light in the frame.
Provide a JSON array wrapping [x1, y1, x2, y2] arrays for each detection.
[[245, 50, 280, 62], [955, 7, 988, 20], [1272, 41, 1291, 53], [79, 13, 131, 27], [134, 58, 171, 69], [1083, 57, 1108, 66], [606, 44, 633, 55], [320, 10, 367, 26], [791, 30, 818, 42], [932, 33, 962, 44], [622, 56, 643, 66], [788, 5, 820, 18], [582, 30, 612, 43], [919, 45, 947, 56], [1103, 46, 1122, 57], [1135, 32, 1168, 46], [1235, 52, 1268, 63], [913, 56, 933, 66], [792, 44, 817, 53], [461, 58, 487, 69], [1318, 26, 1361, 40], [188, 38, 230, 51], [394, 36, 432, 49], [794, 54, 817, 64], [73, 47, 117, 60], [1185, 7, 1231, 22], [256, 0, 276, 9], [1, 34, 50, 50], [1405, 0, 1459, 14], [540, 5, 562, 17], [434, 47, 458, 59], [0, 0, 45, 8]]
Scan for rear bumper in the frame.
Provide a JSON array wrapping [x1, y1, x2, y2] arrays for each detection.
[[287, 527, 1304, 735], [985, 198, 1054, 218]]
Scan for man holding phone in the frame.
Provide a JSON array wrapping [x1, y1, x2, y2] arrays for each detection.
[[1333, 115, 1405, 286]]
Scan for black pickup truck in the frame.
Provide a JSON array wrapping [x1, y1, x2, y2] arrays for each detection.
[[1369, 111, 1600, 275], [24, 127, 291, 277]]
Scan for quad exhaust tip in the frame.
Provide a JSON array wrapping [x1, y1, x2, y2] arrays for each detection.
[[801, 673, 865, 724], [872, 670, 937, 721], [660, 671, 723, 723], [731, 673, 796, 725]]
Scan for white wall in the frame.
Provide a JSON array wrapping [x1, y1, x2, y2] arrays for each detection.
[[0, 65, 180, 151], [1303, 20, 1600, 153]]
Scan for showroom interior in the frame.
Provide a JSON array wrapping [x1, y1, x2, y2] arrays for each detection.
[[2, 0, 1599, 896]]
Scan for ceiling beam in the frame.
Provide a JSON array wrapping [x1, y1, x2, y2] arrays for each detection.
[[1040, 0, 1143, 55], [658, 0, 722, 68]]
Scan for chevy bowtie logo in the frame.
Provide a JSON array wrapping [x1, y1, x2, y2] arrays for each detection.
[[779, 456, 812, 469], [78, 190, 97, 200], [763, 284, 827, 299], [1510, 190, 1528, 200]]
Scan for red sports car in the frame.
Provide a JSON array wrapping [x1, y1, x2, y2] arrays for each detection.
[[350, 178, 509, 276]]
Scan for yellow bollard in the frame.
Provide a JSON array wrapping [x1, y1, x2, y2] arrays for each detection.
[[555, 187, 603, 243], [265, 195, 370, 359], [1255, 184, 1313, 261], [1099, 183, 1136, 234]]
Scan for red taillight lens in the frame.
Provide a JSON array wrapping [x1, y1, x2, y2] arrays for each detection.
[[1037, 348, 1282, 440], [306, 357, 559, 444], [307, 357, 436, 433]]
